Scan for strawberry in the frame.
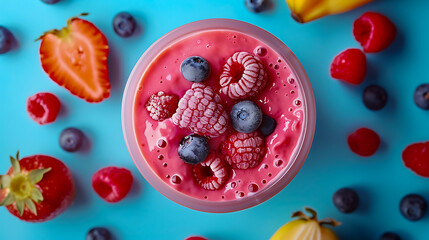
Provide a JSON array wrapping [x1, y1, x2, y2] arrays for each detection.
[[353, 12, 397, 53], [221, 131, 266, 169], [330, 48, 367, 85], [402, 142, 429, 177], [0, 152, 75, 222], [92, 166, 133, 203], [26, 92, 61, 125], [37, 13, 110, 103]]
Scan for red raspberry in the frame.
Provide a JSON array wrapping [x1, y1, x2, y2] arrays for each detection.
[[221, 131, 266, 169], [402, 142, 429, 177], [26, 92, 61, 125], [347, 128, 380, 157], [172, 83, 228, 137], [220, 51, 267, 99], [330, 48, 367, 85], [193, 154, 229, 191], [146, 91, 179, 121], [185, 237, 208, 240], [353, 12, 397, 53], [91, 166, 133, 203]]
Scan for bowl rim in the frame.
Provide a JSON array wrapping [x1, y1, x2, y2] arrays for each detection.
[[121, 18, 316, 213]]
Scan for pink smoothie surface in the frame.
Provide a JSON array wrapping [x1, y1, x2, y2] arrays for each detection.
[[133, 29, 304, 201]]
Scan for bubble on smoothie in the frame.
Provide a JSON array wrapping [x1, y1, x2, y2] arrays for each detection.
[[197, 40, 201, 44], [221, 196, 225, 199], [231, 182, 237, 188], [277, 72, 280, 75], [275, 159, 284, 167], [262, 179, 267, 184], [233, 35, 237, 38], [269, 63, 273, 68], [254, 46, 267, 57], [157, 139, 167, 148], [158, 154, 164, 160], [294, 100, 301, 106], [171, 175, 182, 184], [290, 90, 295, 95], [275, 154, 279, 158], [163, 163, 168, 167], [204, 196, 208, 199], [138, 86, 143, 91], [289, 107, 293, 112], [166, 174, 170, 178], [277, 59, 282, 63], [206, 44, 211, 49], [248, 184, 259, 192], [274, 65, 279, 70], [236, 192, 245, 198], [288, 78, 295, 84], [268, 173, 272, 177]]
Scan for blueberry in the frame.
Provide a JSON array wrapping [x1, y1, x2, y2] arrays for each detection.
[[41, 0, 60, 4], [178, 134, 209, 164], [0, 26, 15, 54], [259, 115, 276, 136], [414, 84, 429, 110], [86, 227, 111, 240], [379, 232, 401, 240], [59, 127, 84, 152], [400, 194, 427, 221], [332, 188, 359, 213], [180, 56, 210, 83], [245, 0, 268, 13], [113, 12, 137, 38], [230, 101, 263, 133], [362, 85, 388, 110]]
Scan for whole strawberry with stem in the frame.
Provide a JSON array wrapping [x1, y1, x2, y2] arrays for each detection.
[[0, 151, 75, 222]]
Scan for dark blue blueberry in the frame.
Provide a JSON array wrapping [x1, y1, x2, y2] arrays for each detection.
[[180, 56, 210, 83], [178, 134, 209, 164], [259, 115, 276, 136], [113, 12, 137, 38], [230, 101, 262, 133], [59, 127, 84, 152], [332, 188, 359, 214], [362, 85, 388, 110], [380, 232, 401, 240], [245, 0, 268, 13], [0, 26, 15, 54], [414, 84, 429, 110], [86, 227, 112, 240], [41, 0, 60, 4], [400, 194, 427, 221]]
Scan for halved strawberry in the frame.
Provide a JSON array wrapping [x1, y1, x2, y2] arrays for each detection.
[[37, 13, 110, 103]]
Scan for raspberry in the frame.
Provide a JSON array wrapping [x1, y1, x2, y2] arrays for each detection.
[[193, 154, 229, 191], [185, 237, 208, 240], [330, 48, 367, 85], [220, 51, 267, 99], [353, 12, 397, 53], [91, 166, 133, 203], [172, 83, 228, 137], [221, 131, 266, 169], [402, 142, 429, 177], [347, 128, 380, 157], [26, 92, 61, 125], [145, 91, 179, 121]]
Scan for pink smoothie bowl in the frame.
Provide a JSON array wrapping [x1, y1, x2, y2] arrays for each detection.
[[121, 19, 316, 213]]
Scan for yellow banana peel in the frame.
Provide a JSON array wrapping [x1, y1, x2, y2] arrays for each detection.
[[270, 207, 341, 240], [285, 0, 374, 23]]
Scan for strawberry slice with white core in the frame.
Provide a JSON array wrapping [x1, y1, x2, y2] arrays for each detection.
[[38, 13, 110, 103]]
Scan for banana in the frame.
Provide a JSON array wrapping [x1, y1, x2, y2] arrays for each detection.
[[285, 0, 374, 23], [270, 207, 341, 240]]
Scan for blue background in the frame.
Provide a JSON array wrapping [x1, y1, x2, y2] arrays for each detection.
[[1, 0, 428, 239]]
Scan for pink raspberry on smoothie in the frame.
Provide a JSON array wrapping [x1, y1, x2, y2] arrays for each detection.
[[193, 154, 229, 191], [146, 91, 179, 121], [221, 131, 266, 169], [220, 51, 267, 99], [172, 83, 229, 137]]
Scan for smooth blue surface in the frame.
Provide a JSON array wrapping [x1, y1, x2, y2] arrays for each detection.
[[1, 0, 428, 239]]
